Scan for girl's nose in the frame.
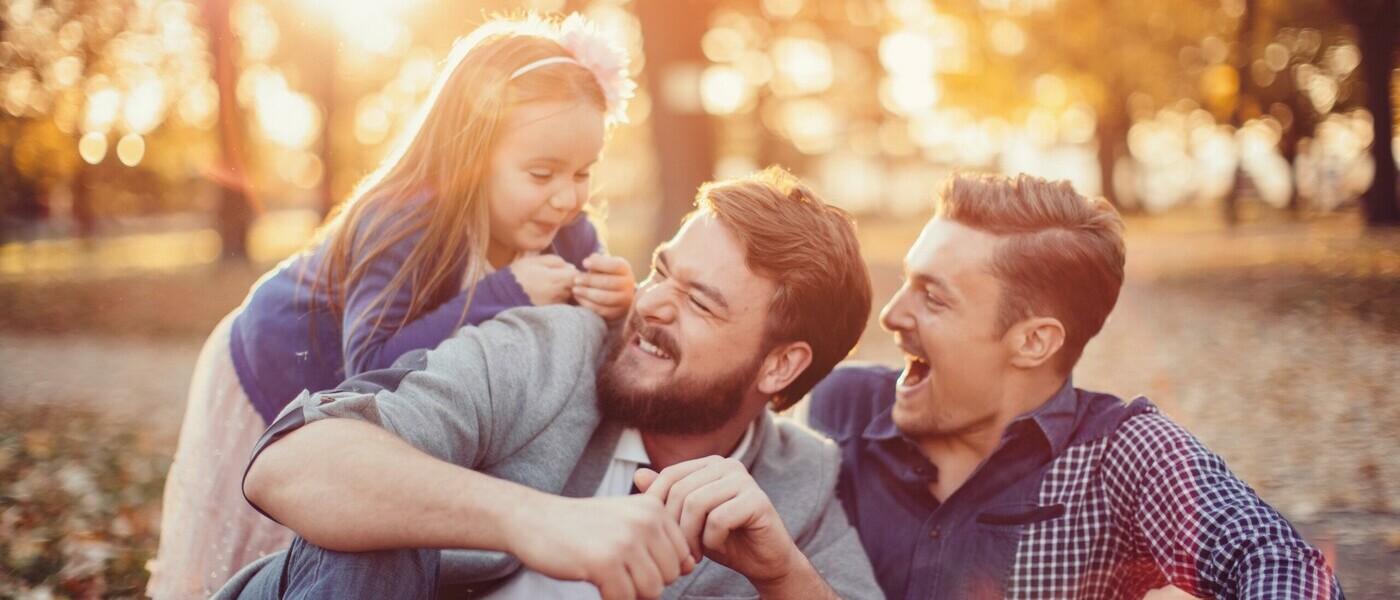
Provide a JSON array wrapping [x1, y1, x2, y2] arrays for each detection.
[[549, 183, 583, 212]]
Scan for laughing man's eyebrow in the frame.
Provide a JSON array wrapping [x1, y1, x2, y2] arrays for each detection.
[[910, 272, 959, 306], [901, 254, 960, 304], [657, 249, 731, 314]]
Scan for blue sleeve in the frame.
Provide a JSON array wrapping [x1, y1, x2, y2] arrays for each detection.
[[341, 212, 605, 375]]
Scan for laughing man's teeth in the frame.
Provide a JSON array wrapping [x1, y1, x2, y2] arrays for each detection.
[[638, 337, 672, 359]]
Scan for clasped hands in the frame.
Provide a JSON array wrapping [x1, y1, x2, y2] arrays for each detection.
[[507, 456, 803, 600], [513, 253, 634, 321]]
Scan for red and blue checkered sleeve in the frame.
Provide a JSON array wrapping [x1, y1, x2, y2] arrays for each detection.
[[1104, 411, 1345, 600]]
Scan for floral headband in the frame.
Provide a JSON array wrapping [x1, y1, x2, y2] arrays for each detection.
[[509, 13, 637, 125]]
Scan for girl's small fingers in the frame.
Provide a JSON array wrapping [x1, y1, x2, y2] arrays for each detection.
[[576, 273, 633, 291], [577, 297, 616, 318], [574, 286, 629, 306], [586, 254, 631, 276]]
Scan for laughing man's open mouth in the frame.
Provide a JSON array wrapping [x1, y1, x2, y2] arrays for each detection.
[[635, 332, 674, 361], [901, 353, 930, 387]]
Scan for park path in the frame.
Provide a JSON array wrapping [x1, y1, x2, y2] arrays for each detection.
[[0, 334, 200, 445]]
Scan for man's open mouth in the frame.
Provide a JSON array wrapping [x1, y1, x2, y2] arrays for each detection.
[[900, 354, 930, 388], [635, 333, 674, 361]]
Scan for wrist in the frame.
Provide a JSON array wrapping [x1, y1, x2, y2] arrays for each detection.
[[485, 479, 552, 555], [748, 544, 812, 598]]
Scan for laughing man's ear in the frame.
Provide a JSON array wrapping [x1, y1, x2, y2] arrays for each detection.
[[756, 341, 812, 396], [1007, 317, 1065, 369]]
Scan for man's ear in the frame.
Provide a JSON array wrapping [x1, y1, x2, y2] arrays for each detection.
[[1006, 317, 1065, 369], [756, 341, 813, 396]]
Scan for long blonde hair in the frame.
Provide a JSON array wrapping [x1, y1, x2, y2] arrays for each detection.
[[303, 15, 608, 354]]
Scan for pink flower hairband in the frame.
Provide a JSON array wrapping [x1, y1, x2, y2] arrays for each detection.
[[510, 13, 638, 125]]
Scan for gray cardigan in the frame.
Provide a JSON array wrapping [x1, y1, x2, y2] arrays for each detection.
[[223, 305, 879, 599]]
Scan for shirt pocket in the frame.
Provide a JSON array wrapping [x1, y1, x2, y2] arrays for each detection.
[[975, 502, 1066, 527], [960, 503, 1066, 599]]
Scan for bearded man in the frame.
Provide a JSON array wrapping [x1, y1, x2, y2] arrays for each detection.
[[218, 168, 880, 600]]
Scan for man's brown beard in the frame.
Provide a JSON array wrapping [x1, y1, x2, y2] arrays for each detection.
[[595, 315, 763, 435]]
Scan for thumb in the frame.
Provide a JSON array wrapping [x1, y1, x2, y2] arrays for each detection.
[[585, 253, 628, 274], [633, 468, 659, 494]]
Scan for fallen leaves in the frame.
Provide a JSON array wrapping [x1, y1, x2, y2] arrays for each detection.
[[0, 403, 170, 599]]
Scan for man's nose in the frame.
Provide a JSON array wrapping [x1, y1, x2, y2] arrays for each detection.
[[634, 279, 676, 324], [879, 285, 913, 333]]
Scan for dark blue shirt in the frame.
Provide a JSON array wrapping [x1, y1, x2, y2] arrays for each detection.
[[229, 192, 601, 423], [808, 365, 1343, 600]]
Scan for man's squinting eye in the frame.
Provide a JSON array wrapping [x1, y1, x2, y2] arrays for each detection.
[[923, 289, 949, 309], [689, 294, 713, 315]]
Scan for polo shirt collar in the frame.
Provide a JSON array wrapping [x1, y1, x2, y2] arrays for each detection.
[[1013, 378, 1079, 457]]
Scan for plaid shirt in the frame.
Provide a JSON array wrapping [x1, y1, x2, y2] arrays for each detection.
[[808, 366, 1344, 599]]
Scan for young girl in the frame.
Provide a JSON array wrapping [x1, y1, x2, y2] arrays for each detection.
[[148, 14, 637, 598]]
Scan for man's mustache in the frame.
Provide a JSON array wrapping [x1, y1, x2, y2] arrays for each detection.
[[626, 310, 682, 361]]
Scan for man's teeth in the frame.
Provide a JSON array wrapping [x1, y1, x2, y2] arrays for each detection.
[[901, 355, 929, 387], [638, 337, 672, 359]]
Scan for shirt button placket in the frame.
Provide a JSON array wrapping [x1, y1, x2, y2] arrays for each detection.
[[911, 518, 945, 596]]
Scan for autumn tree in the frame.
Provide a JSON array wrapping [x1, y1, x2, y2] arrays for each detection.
[[636, 0, 718, 246], [1336, 0, 1398, 225], [0, 0, 217, 240]]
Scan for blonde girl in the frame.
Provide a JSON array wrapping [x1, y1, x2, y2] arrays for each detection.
[[149, 13, 637, 598]]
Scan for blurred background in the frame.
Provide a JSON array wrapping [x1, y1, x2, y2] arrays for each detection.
[[0, 0, 1397, 597]]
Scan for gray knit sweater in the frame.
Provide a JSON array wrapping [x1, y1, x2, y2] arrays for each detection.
[[222, 305, 879, 599]]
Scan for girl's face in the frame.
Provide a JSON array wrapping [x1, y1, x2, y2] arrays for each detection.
[[484, 100, 606, 268]]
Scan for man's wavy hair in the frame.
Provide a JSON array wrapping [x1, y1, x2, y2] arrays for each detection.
[[689, 167, 873, 411], [935, 173, 1126, 372]]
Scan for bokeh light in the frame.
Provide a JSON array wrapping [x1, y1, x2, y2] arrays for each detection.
[[701, 65, 752, 115], [78, 131, 108, 165], [771, 36, 833, 96], [116, 133, 146, 167]]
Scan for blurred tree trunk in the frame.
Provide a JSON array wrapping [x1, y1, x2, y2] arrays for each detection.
[[1341, 0, 1399, 226], [1226, 0, 1260, 226], [1278, 109, 1313, 213], [72, 166, 96, 240], [636, 0, 717, 245], [1097, 93, 1130, 210], [201, 0, 259, 261]]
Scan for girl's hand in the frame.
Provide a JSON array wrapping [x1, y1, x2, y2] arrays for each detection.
[[512, 255, 580, 306], [573, 254, 635, 321]]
